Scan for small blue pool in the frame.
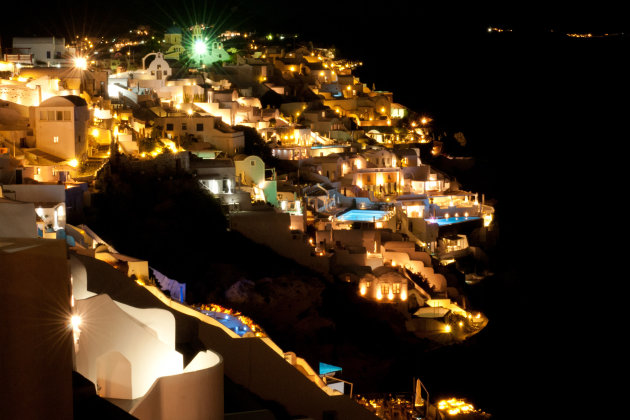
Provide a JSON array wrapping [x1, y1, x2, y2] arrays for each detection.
[[336, 209, 389, 222], [429, 216, 481, 226], [200, 310, 252, 336]]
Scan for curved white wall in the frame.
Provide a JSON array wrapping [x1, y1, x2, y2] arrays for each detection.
[[75, 294, 183, 399]]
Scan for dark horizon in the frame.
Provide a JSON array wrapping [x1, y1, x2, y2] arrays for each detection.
[[2, 0, 628, 41]]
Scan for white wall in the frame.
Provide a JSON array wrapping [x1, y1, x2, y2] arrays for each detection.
[[0, 201, 36, 237], [75, 294, 183, 399], [131, 357, 224, 420]]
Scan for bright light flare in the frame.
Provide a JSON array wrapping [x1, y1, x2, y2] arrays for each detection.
[[74, 57, 87, 70], [71, 315, 82, 329], [194, 40, 207, 55]]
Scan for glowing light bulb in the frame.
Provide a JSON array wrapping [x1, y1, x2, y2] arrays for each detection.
[[194, 40, 207, 55], [74, 57, 87, 70], [71, 315, 82, 329]]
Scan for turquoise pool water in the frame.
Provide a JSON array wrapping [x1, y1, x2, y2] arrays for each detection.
[[430, 216, 481, 226], [336, 209, 389, 222]]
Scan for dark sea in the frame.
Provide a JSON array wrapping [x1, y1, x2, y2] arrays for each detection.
[[324, 25, 625, 418]]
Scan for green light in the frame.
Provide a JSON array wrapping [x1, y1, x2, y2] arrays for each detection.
[[194, 40, 207, 55]]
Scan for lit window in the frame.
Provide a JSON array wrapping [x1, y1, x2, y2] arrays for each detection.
[[393, 283, 401, 294], [381, 284, 389, 295], [36, 167, 41, 175], [53, 136, 59, 143]]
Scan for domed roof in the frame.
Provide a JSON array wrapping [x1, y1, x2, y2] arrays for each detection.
[[39, 95, 87, 108], [165, 25, 182, 34]]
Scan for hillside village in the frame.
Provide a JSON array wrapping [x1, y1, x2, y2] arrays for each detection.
[[1, 25, 495, 420]]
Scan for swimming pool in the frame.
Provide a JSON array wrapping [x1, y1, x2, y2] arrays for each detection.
[[429, 216, 481, 226], [336, 209, 389, 222], [200, 310, 253, 336]]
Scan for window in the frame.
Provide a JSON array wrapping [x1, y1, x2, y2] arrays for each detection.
[[40, 111, 47, 120], [163, 70, 167, 75], [57, 111, 63, 120], [36, 167, 41, 175], [63, 111, 71, 121], [250, 160, 255, 166], [196, 123, 203, 131], [392, 283, 401, 294], [46, 51, 51, 59], [380, 284, 389, 295], [182, 123, 187, 130], [166, 123, 174, 131], [53, 136, 59, 143], [47, 110, 55, 120]]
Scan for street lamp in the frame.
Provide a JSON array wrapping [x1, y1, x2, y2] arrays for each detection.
[[74, 57, 87, 70]]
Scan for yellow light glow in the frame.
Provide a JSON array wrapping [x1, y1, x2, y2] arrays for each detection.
[[74, 57, 87, 70], [68, 159, 79, 168], [346, 85, 351, 90], [421, 117, 428, 125], [388, 290, 394, 300], [401, 290, 407, 301], [71, 314, 82, 329], [91, 129, 99, 137], [360, 284, 367, 296], [376, 289, 383, 300], [289, 66, 296, 72], [444, 324, 451, 333], [187, 108, 193, 116]]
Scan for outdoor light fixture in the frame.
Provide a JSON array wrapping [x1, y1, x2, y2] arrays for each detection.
[[194, 40, 207, 55], [74, 57, 87, 70], [71, 314, 82, 329]]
